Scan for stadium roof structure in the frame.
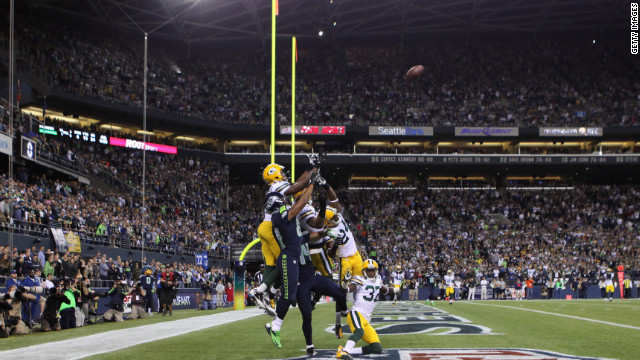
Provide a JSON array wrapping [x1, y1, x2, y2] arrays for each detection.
[[22, 0, 628, 44]]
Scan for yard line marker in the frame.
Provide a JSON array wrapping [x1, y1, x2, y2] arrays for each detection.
[[0, 308, 265, 359], [466, 302, 640, 330]]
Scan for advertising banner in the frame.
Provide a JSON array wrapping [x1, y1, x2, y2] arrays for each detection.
[[368, 126, 433, 136], [280, 125, 346, 135], [110, 137, 178, 154], [539, 127, 603, 137], [455, 127, 519, 137], [0, 132, 12, 156]]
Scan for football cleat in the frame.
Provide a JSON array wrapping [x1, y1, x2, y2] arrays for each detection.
[[265, 322, 282, 348], [334, 325, 343, 339], [337, 346, 353, 360], [251, 288, 266, 309], [306, 346, 316, 357]]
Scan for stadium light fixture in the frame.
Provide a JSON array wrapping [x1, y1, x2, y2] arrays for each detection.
[[318, 30, 324, 36], [356, 141, 388, 146], [100, 124, 123, 131], [137, 130, 156, 136], [175, 136, 195, 141], [229, 140, 262, 146]]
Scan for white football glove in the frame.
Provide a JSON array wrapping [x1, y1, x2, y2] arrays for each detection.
[[307, 153, 319, 165]]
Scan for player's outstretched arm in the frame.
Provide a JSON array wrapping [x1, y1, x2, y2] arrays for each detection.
[[283, 150, 326, 196], [308, 195, 327, 229], [288, 184, 314, 220]]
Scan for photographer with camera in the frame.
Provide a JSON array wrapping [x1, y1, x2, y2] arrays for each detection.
[[127, 282, 146, 319], [5, 270, 20, 291], [41, 283, 70, 332], [103, 281, 127, 322], [59, 277, 81, 329], [21, 270, 44, 325], [0, 296, 13, 338], [2, 285, 36, 335], [79, 277, 99, 325], [201, 280, 215, 310]]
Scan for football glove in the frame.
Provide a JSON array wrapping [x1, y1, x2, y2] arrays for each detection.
[[326, 229, 346, 245], [307, 153, 319, 166], [313, 174, 328, 188], [316, 148, 327, 166]]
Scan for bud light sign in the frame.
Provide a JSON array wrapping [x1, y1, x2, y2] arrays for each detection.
[[455, 127, 519, 137]]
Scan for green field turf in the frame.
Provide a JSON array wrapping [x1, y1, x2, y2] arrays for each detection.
[[2, 300, 639, 360]]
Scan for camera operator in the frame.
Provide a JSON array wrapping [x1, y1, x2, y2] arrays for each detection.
[[5, 270, 20, 291], [41, 283, 70, 332], [79, 277, 99, 325], [21, 270, 44, 325], [2, 285, 36, 335], [157, 265, 177, 316], [59, 277, 81, 329], [201, 280, 215, 310], [103, 281, 127, 322], [0, 296, 13, 338], [127, 282, 146, 319]]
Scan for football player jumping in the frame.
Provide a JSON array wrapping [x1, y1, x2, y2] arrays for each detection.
[[336, 259, 390, 360], [251, 152, 325, 313]]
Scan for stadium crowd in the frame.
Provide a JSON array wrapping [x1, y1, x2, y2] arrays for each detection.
[[3, 15, 638, 127], [0, 244, 237, 336], [343, 185, 640, 294]]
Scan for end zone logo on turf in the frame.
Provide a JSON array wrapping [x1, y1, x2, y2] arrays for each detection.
[[285, 349, 604, 360], [327, 303, 495, 336]]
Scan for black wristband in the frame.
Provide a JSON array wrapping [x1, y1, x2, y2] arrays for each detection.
[[305, 164, 313, 172], [318, 207, 326, 219]]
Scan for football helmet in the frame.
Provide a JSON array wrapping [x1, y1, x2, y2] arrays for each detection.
[[396, 265, 402, 272], [325, 206, 338, 226], [363, 259, 379, 281], [264, 193, 285, 213], [262, 164, 287, 184], [447, 269, 453, 275]]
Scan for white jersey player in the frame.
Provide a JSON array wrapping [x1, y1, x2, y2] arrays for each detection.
[[337, 259, 390, 360], [326, 207, 363, 289], [391, 265, 405, 305], [444, 270, 455, 304]]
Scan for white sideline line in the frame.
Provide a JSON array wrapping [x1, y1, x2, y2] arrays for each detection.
[[466, 302, 640, 330], [0, 308, 265, 359]]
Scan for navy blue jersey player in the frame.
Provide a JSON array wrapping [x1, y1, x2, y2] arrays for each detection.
[[264, 183, 314, 348]]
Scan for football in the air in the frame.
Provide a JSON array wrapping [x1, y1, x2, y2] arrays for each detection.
[[405, 65, 424, 82]]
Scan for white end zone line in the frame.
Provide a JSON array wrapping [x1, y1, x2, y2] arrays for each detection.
[[0, 308, 265, 359], [465, 302, 640, 330]]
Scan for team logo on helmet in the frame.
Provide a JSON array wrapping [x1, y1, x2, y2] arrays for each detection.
[[262, 163, 286, 184]]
